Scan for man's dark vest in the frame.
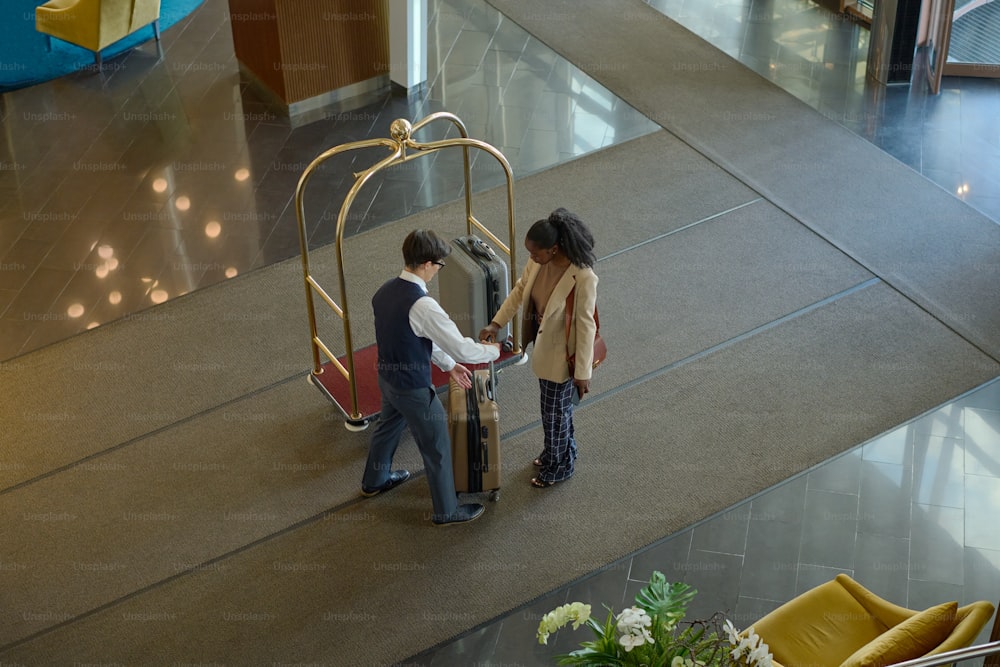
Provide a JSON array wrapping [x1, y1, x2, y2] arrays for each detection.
[[372, 278, 433, 389]]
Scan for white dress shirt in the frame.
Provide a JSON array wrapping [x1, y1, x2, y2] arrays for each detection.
[[399, 271, 500, 371]]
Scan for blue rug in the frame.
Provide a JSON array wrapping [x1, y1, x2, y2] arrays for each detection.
[[1, 0, 204, 92]]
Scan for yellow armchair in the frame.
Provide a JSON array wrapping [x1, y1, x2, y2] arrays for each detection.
[[749, 574, 995, 667], [36, 0, 162, 67]]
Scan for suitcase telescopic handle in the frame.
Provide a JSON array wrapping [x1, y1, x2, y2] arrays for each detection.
[[466, 236, 497, 261], [480, 359, 496, 402]]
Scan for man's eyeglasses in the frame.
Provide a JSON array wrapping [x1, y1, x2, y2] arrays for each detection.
[[431, 260, 446, 268]]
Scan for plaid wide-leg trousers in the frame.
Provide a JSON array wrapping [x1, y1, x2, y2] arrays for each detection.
[[536, 378, 577, 482]]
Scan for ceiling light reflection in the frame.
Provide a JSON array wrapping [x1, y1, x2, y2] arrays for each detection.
[[234, 168, 250, 182], [175, 196, 191, 211], [151, 289, 169, 304], [67, 304, 84, 318], [109, 291, 122, 305], [205, 221, 222, 238], [98, 245, 113, 259], [153, 178, 168, 193], [225, 267, 238, 279]]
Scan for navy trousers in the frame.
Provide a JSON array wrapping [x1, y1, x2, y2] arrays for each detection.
[[363, 376, 457, 521]]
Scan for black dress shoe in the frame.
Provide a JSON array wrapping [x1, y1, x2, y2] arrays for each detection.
[[432, 503, 485, 526], [360, 469, 411, 497]]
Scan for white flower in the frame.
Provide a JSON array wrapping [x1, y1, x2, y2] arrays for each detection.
[[725, 623, 774, 667], [567, 601, 591, 630], [536, 602, 592, 645], [750, 642, 774, 667], [614, 607, 654, 652], [723, 618, 740, 645], [618, 625, 653, 652], [615, 606, 652, 634]]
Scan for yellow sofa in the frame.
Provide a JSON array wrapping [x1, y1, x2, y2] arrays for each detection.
[[749, 574, 995, 667], [36, 0, 161, 66]]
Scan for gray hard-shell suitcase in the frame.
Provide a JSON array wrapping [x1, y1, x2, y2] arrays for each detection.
[[448, 362, 501, 501], [438, 235, 511, 347]]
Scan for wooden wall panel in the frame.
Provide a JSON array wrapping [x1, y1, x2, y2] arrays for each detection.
[[228, 0, 286, 100], [276, 0, 390, 103], [230, 0, 390, 105]]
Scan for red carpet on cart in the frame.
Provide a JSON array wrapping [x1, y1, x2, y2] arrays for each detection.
[[309, 343, 523, 425]]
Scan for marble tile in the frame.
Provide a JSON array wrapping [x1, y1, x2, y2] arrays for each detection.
[[906, 578, 965, 613], [796, 562, 852, 596], [909, 503, 966, 586], [964, 408, 1000, 478], [965, 475, 1000, 551], [912, 434, 966, 508], [680, 550, 744, 620], [799, 489, 859, 570], [739, 518, 803, 602], [862, 423, 913, 466], [563, 561, 633, 613], [629, 531, 693, 584], [807, 448, 862, 495], [690, 505, 751, 556], [912, 402, 966, 440], [858, 459, 913, 538], [853, 532, 910, 602]]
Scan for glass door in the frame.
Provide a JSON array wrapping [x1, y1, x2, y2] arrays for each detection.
[[946, 0, 1000, 75], [927, 0, 1000, 93], [926, 0, 956, 93]]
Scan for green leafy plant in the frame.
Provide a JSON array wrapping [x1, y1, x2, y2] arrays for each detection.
[[536, 571, 773, 667]]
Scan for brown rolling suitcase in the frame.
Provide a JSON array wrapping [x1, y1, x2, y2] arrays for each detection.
[[448, 363, 501, 501]]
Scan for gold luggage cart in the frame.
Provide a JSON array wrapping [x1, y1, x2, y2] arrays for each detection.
[[294, 112, 523, 430]]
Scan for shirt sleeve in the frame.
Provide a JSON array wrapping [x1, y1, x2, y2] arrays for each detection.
[[410, 296, 500, 371]]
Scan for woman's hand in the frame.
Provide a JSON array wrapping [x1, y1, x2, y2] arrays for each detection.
[[573, 378, 590, 399], [478, 322, 500, 342]]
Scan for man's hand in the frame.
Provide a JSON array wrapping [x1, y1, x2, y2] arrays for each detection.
[[573, 378, 590, 399], [450, 363, 473, 389]]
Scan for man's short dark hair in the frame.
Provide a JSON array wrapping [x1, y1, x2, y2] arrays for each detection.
[[402, 229, 451, 268]]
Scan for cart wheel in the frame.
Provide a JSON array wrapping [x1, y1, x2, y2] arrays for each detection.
[[489, 489, 500, 502], [344, 420, 370, 432]]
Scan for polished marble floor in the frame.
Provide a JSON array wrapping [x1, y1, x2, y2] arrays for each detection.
[[0, 0, 658, 361], [1, 0, 999, 664], [411, 377, 1000, 666], [652, 0, 1000, 226], [1, 0, 999, 361]]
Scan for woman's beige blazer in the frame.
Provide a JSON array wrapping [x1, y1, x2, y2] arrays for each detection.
[[491, 260, 599, 383]]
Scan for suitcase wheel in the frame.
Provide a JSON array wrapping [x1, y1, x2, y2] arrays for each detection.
[[489, 489, 500, 502]]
